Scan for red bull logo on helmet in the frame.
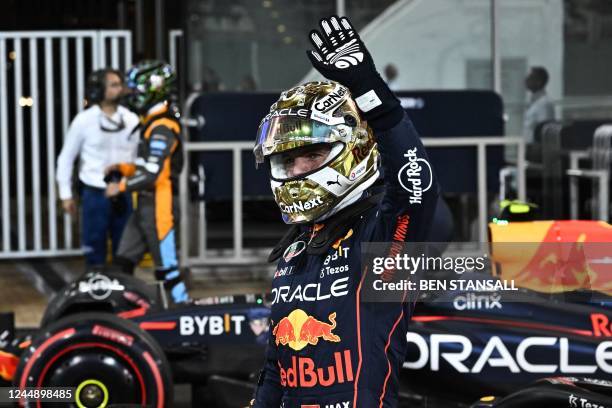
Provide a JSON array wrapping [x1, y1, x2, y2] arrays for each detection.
[[273, 309, 340, 351]]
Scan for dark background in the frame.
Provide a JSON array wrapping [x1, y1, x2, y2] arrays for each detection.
[[1, 0, 184, 61]]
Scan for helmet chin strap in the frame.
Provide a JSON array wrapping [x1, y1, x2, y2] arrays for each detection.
[[314, 170, 379, 223]]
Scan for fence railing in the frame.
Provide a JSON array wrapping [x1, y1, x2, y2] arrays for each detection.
[[0, 30, 131, 258], [179, 137, 526, 268]]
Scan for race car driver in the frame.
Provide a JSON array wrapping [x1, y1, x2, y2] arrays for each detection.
[[105, 60, 189, 304], [251, 16, 438, 407]]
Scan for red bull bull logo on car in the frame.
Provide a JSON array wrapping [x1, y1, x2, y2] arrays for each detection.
[[272, 309, 340, 351]]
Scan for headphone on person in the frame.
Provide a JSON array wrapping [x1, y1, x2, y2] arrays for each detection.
[[85, 68, 123, 106]]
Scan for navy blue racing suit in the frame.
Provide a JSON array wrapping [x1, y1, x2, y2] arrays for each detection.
[[253, 111, 439, 407]]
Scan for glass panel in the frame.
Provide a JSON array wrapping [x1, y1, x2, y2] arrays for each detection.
[[497, 0, 563, 138], [185, 0, 336, 92], [563, 0, 612, 118], [343, 0, 493, 92], [185, 0, 492, 92]]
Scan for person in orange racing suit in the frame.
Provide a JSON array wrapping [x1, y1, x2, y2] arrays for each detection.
[[105, 60, 188, 304], [251, 16, 438, 407]]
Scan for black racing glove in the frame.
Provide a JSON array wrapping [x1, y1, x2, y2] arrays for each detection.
[[307, 15, 403, 130]]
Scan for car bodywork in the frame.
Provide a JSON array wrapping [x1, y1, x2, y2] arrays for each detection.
[[0, 220, 610, 406]]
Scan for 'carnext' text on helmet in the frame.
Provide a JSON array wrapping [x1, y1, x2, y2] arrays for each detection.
[[279, 196, 324, 214]]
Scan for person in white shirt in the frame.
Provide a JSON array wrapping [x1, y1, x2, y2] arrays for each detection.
[[523, 66, 555, 144], [56, 68, 139, 267]]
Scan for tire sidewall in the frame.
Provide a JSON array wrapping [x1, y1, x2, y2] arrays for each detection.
[[15, 312, 172, 408]]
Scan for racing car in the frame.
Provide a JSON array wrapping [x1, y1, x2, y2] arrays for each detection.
[[1, 219, 611, 407], [399, 215, 612, 407], [0, 271, 271, 407]]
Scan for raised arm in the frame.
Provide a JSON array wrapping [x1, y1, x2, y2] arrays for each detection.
[[307, 16, 438, 241]]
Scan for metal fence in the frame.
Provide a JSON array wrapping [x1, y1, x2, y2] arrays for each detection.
[[0, 30, 131, 258], [168, 29, 183, 73], [179, 137, 526, 269]]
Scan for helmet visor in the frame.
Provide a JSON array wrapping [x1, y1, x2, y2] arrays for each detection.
[[254, 114, 349, 165], [269, 142, 344, 181]]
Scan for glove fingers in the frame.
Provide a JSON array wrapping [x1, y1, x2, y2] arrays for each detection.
[[318, 17, 341, 48], [329, 16, 342, 30], [306, 50, 334, 76], [339, 17, 358, 39], [329, 16, 347, 44], [319, 17, 334, 36], [308, 50, 324, 64], [309, 29, 329, 55]]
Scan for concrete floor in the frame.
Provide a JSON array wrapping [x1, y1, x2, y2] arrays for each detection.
[[0, 267, 48, 328]]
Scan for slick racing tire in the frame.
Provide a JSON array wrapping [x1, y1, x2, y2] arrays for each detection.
[[14, 312, 172, 408], [41, 271, 160, 327]]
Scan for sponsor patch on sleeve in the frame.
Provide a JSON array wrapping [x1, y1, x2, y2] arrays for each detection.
[[355, 90, 382, 112]]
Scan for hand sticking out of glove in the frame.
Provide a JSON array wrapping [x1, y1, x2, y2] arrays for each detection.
[[307, 16, 403, 130]]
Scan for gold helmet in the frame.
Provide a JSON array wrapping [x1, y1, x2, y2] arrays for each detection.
[[254, 81, 379, 224]]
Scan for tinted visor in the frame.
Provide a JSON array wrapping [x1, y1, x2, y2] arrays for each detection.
[[254, 114, 348, 165], [269, 142, 344, 181]]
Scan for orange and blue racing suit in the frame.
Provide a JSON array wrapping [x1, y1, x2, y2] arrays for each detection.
[[114, 104, 188, 303]]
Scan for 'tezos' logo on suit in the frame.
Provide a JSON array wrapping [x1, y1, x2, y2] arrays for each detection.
[[398, 147, 433, 204]]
